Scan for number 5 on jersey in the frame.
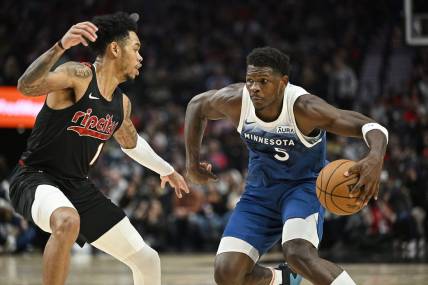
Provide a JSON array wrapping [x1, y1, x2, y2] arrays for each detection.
[[274, 147, 289, 161]]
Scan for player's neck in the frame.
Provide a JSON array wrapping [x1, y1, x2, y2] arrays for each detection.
[[255, 98, 283, 122], [255, 89, 285, 122], [93, 58, 121, 101]]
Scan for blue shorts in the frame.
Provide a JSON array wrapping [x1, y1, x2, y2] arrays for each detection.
[[221, 180, 324, 258]]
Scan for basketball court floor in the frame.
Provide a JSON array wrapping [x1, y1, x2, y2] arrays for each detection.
[[0, 252, 426, 285]]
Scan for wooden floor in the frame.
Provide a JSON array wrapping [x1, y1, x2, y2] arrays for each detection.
[[0, 252, 427, 285]]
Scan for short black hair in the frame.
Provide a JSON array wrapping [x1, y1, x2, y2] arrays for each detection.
[[90, 12, 138, 56], [246, 47, 290, 75]]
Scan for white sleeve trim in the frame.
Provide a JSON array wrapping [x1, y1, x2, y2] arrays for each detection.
[[237, 87, 249, 134], [362, 123, 389, 147], [288, 93, 323, 148], [121, 135, 174, 176]]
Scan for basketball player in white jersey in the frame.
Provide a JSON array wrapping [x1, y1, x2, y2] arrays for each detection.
[[185, 47, 388, 285]]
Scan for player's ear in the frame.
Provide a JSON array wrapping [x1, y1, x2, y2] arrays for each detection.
[[280, 75, 289, 86], [108, 42, 121, 58]]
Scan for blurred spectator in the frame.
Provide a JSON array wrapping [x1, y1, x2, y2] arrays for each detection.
[[0, 199, 36, 253], [327, 51, 358, 109], [168, 187, 205, 251]]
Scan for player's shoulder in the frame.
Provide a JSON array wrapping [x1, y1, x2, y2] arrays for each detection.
[[120, 92, 132, 116], [214, 83, 245, 102], [294, 93, 327, 118], [121, 92, 131, 106], [54, 61, 93, 79], [190, 83, 244, 111], [217, 83, 245, 95], [287, 83, 310, 97]]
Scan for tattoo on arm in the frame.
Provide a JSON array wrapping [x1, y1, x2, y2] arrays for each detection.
[[74, 65, 92, 78], [114, 96, 138, 149], [17, 43, 65, 96], [17, 78, 50, 96], [18, 60, 91, 96], [119, 119, 138, 149]]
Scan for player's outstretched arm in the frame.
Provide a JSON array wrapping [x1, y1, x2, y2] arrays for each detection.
[[294, 94, 388, 206], [17, 22, 98, 96], [185, 83, 243, 184], [114, 95, 189, 198]]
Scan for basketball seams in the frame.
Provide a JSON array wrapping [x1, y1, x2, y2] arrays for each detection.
[[316, 169, 323, 199], [323, 160, 349, 214], [316, 185, 325, 209], [324, 174, 329, 214], [329, 162, 359, 214], [320, 167, 324, 190], [317, 186, 354, 214], [330, 175, 359, 196], [317, 187, 357, 198], [324, 160, 350, 191], [316, 160, 365, 215], [331, 176, 363, 214], [329, 188, 354, 215]]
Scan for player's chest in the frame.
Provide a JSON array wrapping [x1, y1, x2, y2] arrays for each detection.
[[66, 104, 121, 141]]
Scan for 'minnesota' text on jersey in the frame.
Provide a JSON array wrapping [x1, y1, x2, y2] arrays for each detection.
[[20, 65, 124, 179], [237, 83, 326, 187]]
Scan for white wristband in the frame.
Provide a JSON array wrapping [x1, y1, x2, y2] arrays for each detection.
[[362, 122, 388, 147], [121, 135, 174, 176]]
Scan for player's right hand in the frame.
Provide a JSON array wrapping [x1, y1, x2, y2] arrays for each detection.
[[345, 153, 383, 206], [160, 171, 190, 199], [186, 162, 218, 185], [60, 22, 98, 50]]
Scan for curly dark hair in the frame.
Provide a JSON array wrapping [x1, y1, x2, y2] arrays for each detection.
[[246, 47, 290, 75], [90, 12, 138, 56]]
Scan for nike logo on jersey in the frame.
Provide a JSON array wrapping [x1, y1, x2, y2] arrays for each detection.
[[245, 119, 256, 124], [88, 93, 100, 100]]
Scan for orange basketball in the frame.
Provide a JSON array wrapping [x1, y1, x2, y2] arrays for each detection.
[[316, 159, 364, 215]]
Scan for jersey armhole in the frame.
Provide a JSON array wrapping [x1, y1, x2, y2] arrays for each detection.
[[113, 92, 126, 134], [237, 87, 249, 134], [288, 93, 324, 148]]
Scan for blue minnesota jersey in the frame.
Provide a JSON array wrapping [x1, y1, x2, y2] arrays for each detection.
[[237, 83, 326, 187]]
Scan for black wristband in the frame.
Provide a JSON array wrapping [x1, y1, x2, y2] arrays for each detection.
[[57, 40, 65, 50]]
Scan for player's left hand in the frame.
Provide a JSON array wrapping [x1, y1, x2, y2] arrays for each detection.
[[345, 153, 384, 206], [160, 171, 190, 198]]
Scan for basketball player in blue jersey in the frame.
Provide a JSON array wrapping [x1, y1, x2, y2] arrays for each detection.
[[9, 12, 189, 285], [185, 47, 388, 285]]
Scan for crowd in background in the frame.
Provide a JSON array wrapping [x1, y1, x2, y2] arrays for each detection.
[[0, 0, 427, 261]]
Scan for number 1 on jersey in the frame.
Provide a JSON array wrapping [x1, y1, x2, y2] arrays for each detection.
[[89, 143, 104, 165]]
